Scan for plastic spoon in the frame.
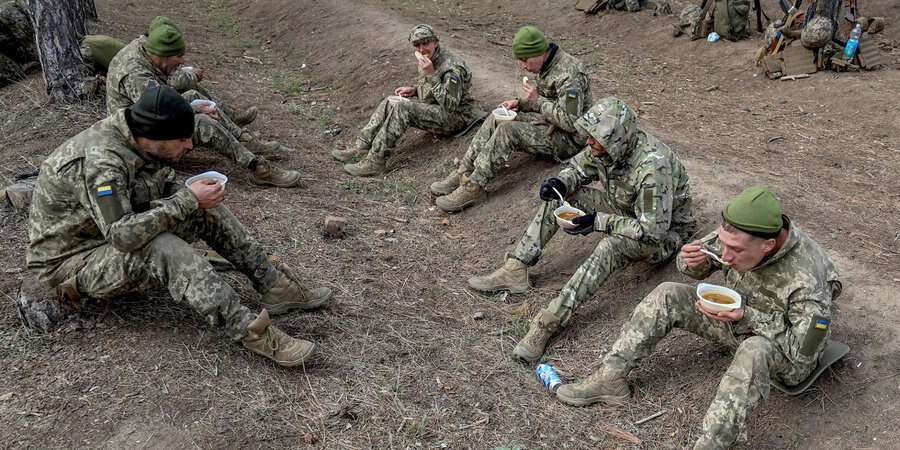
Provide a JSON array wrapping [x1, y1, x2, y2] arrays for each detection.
[[552, 187, 571, 207], [700, 248, 730, 266]]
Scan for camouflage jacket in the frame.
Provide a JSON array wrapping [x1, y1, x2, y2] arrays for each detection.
[[415, 46, 480, 121], [105, 36, 184, 114], [677, 221, 842, 384], [27, 110, 198, 283], [557, 129, 696, 246], [517, 45, 592, 137]]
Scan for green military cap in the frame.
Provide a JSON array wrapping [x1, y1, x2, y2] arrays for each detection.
[[148, 16, 180, 33], [512, 25, 549, 59], [408, 24, 438, 44], [723, 186, 784, 236], [145, 24, 185, 57]]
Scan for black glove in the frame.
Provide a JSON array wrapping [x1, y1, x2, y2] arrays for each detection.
[[564, 212, 596, 236], [539, 177, 567, 202]]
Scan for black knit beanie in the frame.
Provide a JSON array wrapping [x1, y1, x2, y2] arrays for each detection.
[[126, 84, 194, 140]]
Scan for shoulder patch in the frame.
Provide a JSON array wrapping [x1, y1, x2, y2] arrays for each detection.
[[95, 184, 125, 224]]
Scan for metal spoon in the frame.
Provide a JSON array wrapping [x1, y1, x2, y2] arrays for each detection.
[[700, 248, 730, 266], [552, 187, 571, 207]]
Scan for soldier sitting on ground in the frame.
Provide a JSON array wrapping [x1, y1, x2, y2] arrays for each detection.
[[26, 85, 332, 366], [336, 24, 483, 177], [431, 25, 591, 213], [468, 97, 696, 363], [106, 16, 302, 187], [554, 186, 841, 450]]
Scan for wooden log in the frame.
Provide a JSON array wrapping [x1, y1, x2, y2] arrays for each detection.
[[24, 0, 89, 101]]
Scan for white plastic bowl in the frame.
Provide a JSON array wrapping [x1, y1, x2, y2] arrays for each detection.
[[696, 283, 742, 313], [492, 107, 517, 122], [553, 205, 585, 229], [185, 171, 228, 187], [190, 99, 216, 110], [387, 95, 410, 104]]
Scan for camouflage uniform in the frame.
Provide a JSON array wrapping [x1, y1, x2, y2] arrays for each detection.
[[26, 110, 282, 340], [357, 45, 481, 161], [106, 37, 255, 168], [461, 45, 591, 188], [598, 222, 841, 448], [510, 128, 695, 327]]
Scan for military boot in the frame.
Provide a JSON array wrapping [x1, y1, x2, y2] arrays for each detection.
[[555, 368, 631, 407], [512, 309, 560, 363], [251, 157, 303, 188], [429, 170, 466, 196], [231, 106, 258, 127], [343, 156, 386, 177], [468, 258, 530, 294], [241, 131, 292, 154], [241, 309, 316, 367], [435, 180, 486, 212], [331, 140, 369, 162], [259, 273, 332, 315]]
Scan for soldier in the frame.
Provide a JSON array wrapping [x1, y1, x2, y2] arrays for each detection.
[[335, 24, 483, 177], [26, 85, 333, 366], [468, 97, 696, 363], [555, 186, 841, 449], [432, 25, 591, 212], [106, 17, 301, 187]]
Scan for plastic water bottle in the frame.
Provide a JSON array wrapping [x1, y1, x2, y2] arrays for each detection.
[[843, 24, 862, 61], [536, 363, 563, 392]]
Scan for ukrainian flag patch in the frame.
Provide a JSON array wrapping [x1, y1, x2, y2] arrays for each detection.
[[96, 185, 113, 197], [815, 318, 829, 330]]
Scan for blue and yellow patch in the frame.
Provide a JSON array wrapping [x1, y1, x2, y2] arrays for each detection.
[[96, 185, 113, 197], [815, 319, 829, 330]]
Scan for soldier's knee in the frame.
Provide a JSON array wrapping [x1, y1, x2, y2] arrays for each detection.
[[735, 336, 773, 357], [145, 232, 193, 258]]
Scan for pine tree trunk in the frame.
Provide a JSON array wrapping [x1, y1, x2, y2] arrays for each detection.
[[25, 0, 87, 101], [81, 0, 96, 22]]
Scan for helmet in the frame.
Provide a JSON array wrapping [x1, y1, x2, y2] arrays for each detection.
[[801, 16, 833, 49], [574, 97, 638, 162], [408, 24, 438, 45]]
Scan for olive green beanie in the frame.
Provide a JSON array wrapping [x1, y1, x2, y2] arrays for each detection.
[[512, 25, 549, 59], [148, 16, 180, 33], [723, 186, 783, 235], [145, 24, 185, 57]]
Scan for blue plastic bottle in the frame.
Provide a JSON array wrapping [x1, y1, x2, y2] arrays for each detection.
[[536, 363, 563, 392], [843, 24, 862, 61]]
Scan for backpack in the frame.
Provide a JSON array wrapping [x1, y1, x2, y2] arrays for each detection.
[[714, 0, 751, 40]]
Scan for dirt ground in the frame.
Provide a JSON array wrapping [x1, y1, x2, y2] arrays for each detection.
[[1, 0, 899, 448]]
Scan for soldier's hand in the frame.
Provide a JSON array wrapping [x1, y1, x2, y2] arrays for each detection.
[[189, 179, 225, 209], [563, 212, 596, 236], [193, 103, 220, 120], [679, 241, 708, 268], [499, 99, 519, 111], [194, 67, 206, 82], [539, 177, 567, 202], [522, 82, 539, 104], [395, 86, 416, 97], [695, 300, 744, 323], [417, 57, 435, 75]]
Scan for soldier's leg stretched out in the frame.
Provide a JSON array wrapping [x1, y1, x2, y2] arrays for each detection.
[[172, 206, 332, 315], [193, 114, 302, 188]]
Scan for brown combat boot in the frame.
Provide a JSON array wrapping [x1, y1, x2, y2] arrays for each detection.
[[259, 273, 332, 315], [555, 368, 631, 407], [435, 179, 486, 212], [241, 309, 316, 367], [429, 170, 466, 196], [468, 258, 530, 294], [251, 157, 303, 188], [331, 140, 369, 162], [231, 106, 258, 127], [512, 309, 560, 363], [241, 132, 292, 154], [343, 156, 386, 177]]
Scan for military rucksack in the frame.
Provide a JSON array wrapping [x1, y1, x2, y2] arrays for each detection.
[[714, 0, 751, 40]]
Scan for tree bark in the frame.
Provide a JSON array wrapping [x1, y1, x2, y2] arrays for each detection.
[[80, 0, 96, 22], [25, 0, 87, 101]]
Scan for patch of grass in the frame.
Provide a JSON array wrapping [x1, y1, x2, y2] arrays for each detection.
[[340, 179, 362, 193], [382, 178, 417, 206], [404, 416, 428, 439], [510, 317, 530, 339], [317, 108, 337, 127], [273, 77, 304, 96]]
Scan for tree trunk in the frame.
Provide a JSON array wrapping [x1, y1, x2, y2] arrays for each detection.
[[25, 0, 87, 101], [80, 0, 96, 22]]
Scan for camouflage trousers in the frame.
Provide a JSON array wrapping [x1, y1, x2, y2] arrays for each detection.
[[510, 187, 682, 328], [357, 98, 469, 161], [181, 89, 256, 168], [459, 113, 583, 188], [43, 205, 280, 341], [601, 282, 804, 449]]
